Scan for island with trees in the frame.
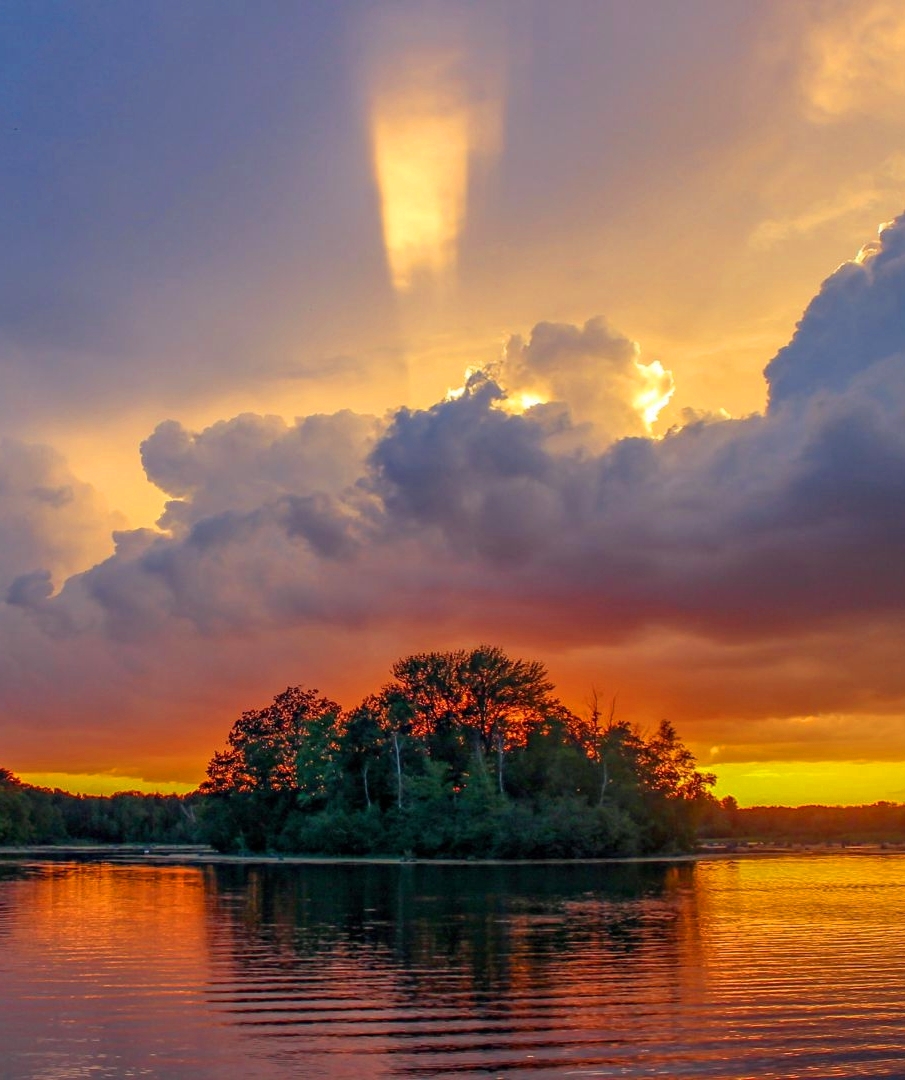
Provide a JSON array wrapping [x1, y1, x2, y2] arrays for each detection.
[[4, 645, 903, 858], [198, 646, 715, 857]]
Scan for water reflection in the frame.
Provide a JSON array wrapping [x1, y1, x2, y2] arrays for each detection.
[[200, 862, 706, 1077], [3, 856, 905, 1078]]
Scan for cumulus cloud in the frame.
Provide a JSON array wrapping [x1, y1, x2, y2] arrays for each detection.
[[141, 411, 381, 536], [500, 317, 674, 440], [4, 217, 905, 773], [0, 438, 119, 595], [766, 216, 905, 405]]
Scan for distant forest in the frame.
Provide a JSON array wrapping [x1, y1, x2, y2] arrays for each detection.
[[3, 646, 905, 856]]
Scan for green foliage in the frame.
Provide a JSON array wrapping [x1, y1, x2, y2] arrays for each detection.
[[0, 770, 31, 844], [3, 646, 720, 858], [200, 686, 342, 795], [489, 799, 641, 859], [0, 767, 202, 847], [699, 799, 905, 845], [196, 651, 718, 857], [388, 645, 569, 793], [277, 807, 387, 856]]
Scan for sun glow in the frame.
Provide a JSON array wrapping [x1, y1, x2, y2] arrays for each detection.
[[498, 390, 547, 415], [711, 760, 905, 808], [634, 359, 675, 430]]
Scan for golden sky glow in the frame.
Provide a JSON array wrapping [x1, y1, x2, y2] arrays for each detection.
[[712, 761, 905, 808], [4, 2, 905, 808], [18, 772, 197, 796], [372, 70, 470, 291]]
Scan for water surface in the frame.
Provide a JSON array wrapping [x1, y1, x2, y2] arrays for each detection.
[[1, 855, 904, 1078]]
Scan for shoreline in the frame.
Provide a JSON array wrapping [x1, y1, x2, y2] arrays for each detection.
[[2, 841, 904, 867]]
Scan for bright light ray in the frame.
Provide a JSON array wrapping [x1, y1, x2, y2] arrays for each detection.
[[369, 35, 501, 294], [634, 359, 675, 429], [372, 66, 471, 291]]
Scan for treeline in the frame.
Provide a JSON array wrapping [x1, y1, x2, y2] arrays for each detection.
[[0, 768, 199, 846], [1, 645, 722, 858], [198, 646, 715, 858], [700, 797, 905, 845]]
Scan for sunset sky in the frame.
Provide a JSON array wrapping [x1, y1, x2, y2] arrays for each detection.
[[4, 1, 905, 806]]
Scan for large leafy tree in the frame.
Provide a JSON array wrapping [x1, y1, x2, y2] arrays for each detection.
[[632, 719, 716, 849], [389, 645, 571, 793], [637, 719, 716, 803], [201, 685, 342, 798]]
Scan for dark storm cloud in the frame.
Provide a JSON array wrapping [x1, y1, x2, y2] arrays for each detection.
[[766, 218, 905, 405], [4, 213, 905, 770], [21, 213, 904, 652]]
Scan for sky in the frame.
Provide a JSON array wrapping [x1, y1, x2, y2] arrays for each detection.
[[3, 0, 905, 806]]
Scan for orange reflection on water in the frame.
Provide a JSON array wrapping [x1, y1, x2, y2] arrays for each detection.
[[5, 857, 905, 1079], [0, 862, 261, 1080], [18, 863, 209, 986]]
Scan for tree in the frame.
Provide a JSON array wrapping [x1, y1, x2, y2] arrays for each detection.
[[340, 691, 414, 810], [201, 686, 342, 796], [0, 767, 21, 787], [634, 719, 716, 849], [0, 767, 30, 845], [637, 720, 716, 803], [390, 645, 566, 794], [195, 649, 720, 856], [199, 686, 342, 852]]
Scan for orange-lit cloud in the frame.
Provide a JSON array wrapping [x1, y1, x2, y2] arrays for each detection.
[[801, 1, 905, 121], [501, 318, 674, 443], [2, 215, 905, 804]]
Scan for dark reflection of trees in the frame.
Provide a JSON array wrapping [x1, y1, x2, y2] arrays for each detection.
[[0, 861, 39, 941], [0, 862, 30, 880], [203, 861, 699, 1014]]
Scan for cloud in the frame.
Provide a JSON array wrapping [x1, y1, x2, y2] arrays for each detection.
[[765, 215, 905, 405], [500, 317, 674, 439], [141, 411, 381, 536], [0, 438, 119, 593], [800, 1, 905, 121], [4, 217, 905, 774]]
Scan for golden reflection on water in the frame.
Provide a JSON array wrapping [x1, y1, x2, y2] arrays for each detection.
[[3, 856, 905, 1078]]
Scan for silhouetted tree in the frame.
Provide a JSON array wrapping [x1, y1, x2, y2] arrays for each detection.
[[199, 686, 341, 852], [201, 686, 341, 795], [390, 645, 568, 794]]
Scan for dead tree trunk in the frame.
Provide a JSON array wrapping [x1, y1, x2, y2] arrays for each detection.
[[391, 730, 403, 809]]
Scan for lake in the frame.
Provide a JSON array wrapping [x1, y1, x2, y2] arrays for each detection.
[[1, 854, 904, 1078]]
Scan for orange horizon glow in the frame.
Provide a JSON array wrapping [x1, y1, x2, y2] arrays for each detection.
[[17, 772, 198, 797], [12, 758, 905, 809]]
